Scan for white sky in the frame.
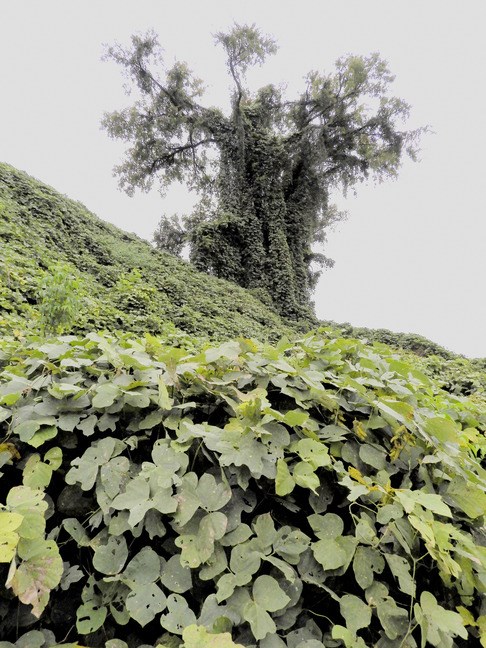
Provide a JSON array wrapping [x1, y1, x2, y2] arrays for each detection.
[[1, 1, 485, 357]]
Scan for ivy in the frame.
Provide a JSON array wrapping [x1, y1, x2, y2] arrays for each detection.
[[0, 329, 485, 646]]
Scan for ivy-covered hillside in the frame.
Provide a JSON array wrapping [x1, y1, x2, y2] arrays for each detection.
[[0, 163, 309, 341]]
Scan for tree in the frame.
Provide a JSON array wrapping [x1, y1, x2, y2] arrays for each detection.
[[103, 25, 423, 317], [153, 213, 186, 256]]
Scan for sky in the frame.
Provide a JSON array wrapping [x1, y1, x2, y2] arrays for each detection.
[[1, 1, 485, 357]]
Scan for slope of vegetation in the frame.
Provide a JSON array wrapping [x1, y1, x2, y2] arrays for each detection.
[[0, 330, 485, 647], [0, 163, 309, 341]]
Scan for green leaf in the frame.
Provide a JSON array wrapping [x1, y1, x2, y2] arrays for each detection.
[[294, 438, 331, 469], [182, 625, 245, 648], [340, 594, 372, 635], [76, 602, 108, 634], [384, 554, 415, 596], [92, 382, 120, 408], [415, 591, 468, 646], [122, 547, 160, 585], [423, 417, 460, 443], [126, 582, 167, 626], [243, 600, 276, 641], [29, 425, 57, 448], [93, 536, 128, 576], [8, 538, 63, 617], [160, 593, 197, 635], [253, 575, 290, 611], [293, 461, 319, 493], [160, 555, 192, 593], [276, 459, 295, 496], [284, 409, 309, 427]]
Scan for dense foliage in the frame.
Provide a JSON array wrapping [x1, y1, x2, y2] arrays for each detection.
[[0, 163, 305, 341], [1, 329, 485, 647], [103, 25, 423, 316]]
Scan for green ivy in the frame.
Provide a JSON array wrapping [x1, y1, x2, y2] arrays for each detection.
[[1, 329, 485, 646]]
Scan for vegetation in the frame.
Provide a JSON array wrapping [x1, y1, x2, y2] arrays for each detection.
[[103, 25, 423, 316], [0, 330, 485, 647], [0, 162, 308, 342], [1, 162, 485, 647]]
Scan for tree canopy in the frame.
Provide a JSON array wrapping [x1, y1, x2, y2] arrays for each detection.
[[103, 25, 423, 317]]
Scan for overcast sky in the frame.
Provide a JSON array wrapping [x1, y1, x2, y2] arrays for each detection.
[[1, 1, 485, 357]]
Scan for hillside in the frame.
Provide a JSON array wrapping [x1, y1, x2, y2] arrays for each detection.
[[1, 162, 484, 402], [0, 163, 310, 341]]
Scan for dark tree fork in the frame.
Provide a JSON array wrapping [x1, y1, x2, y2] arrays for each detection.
[[103, 24, 423, 317]]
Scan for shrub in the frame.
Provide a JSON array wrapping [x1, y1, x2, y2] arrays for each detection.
[[0, 331, 485, 647]]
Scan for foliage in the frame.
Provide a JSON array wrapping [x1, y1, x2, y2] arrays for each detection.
[[38, 263, 84, 335], [153, 215, 186, 257], [1, 329, 485, 647], [0, 162, 307, 341], [103, 25, 424, 315]]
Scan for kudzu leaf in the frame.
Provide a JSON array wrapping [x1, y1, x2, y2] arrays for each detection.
[[384, 554, 415, 596], [414, 591, 468, 646], [100, 456, 130, 499], [126, 582, 167, 626], [92, 382, 120, 408], [93, 536, 128, 576], [76, 602, 107, 634], [308, 513, 343, 540], [293, 461, 319, 493], [312, 539, 346, 571], [8, 538, 63, 617], [284, 410, 309, 427], [29, 425, 57, 448], [160, 554, 192, 593], [199, 544, 228, 581], [423, 417, 460, 443], [160, 593, 197, 635], [182, 624, 245, 648], [0, 530, 20, 562], [122, 547, 160, 585], [22, 454, 52, 489], [253, 575, 291, 612], [340, 594, 372, 635], [243, 600, 276, 641], [253, 513, 277, 547], [294, 438, 331, 469], [353, 546, 384, 590], [197, 473, 232, 512], [276, 459, 295, 496]]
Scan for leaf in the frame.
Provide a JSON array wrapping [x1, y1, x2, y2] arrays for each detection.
[[196, 473, 232, 512], [93, 536, 128, 576], [423, 417, 460, 443], [76, 602, 108, 634], [126, 582, 167, 626], [284, 410, 309, 427], [29, 425, 58, 448], [252, 575, 290, 612], [8, 538, 63, 617], [182, 625, 245, 648], [122, 547, 160, 585], [160, 594, 197, 635], [160, 554, 192, 593], [92, 382, 120, 408], [340, 594, 372, 635], [293, 461, 319, 493], [384, 554, 415, 596], [294, 438, 331, 469], [243, 600, 276, 641], [415, 591, 468, 646], [276, 459, 295, 496], [353, 546, 384, 590]]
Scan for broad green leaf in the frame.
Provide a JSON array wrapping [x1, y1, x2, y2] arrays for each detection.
[[160, 555, 192, 593], [122, 547, 160, 585], [182, 625, 245, 648], [76, 602, 107, 634], [160, 593, 197, 635], [353, 546, 384, 590], [415, 591, 467, 646], [243, 600, 276, 641], [92, 382, 120, 408], [340, 594, 372, 635], [93, 536, 128, 576], [126, 582, 167, 626], [294, 438, 331, 469], [22, 454, 52, 489], [0, 530, 20, 562], [276, 459, 295, 496], [253, 575, 290, 611], [29, 425, 57, 448], [8, 538, 63, 617], [284, 410, 309, 427], [293, 461, 319, 493], [384, 554, 415, 596], [447, 476, 486, 519], [423, 417, 460, 443]]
